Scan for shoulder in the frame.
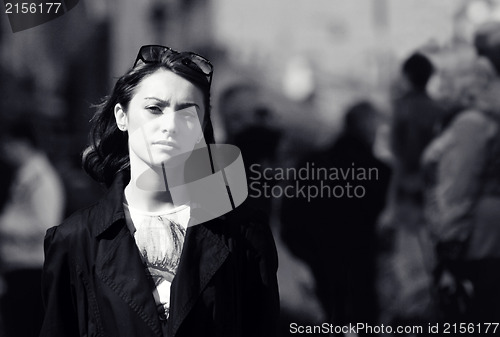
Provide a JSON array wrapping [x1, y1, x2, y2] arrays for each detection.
[[455, 109, 488, 123], [44, 202, 100, 250], [450, 110, 497, 140], [218, 203, 278, 267], [395, 92, 444, 116]]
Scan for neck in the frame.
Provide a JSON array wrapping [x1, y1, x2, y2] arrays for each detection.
[[126, 155, 189, 213]]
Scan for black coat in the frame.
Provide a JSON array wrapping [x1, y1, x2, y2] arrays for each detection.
[[40, 172, 280, 337]]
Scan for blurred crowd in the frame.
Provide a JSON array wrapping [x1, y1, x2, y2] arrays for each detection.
[[1, 15, 500, 337], [227, 20, 500, 336], [276, 21, 500, 336]]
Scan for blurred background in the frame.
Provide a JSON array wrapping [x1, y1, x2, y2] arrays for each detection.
[[1, 0, 500, 336]]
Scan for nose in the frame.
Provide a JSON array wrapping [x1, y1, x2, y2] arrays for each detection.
[[159, 110, 177, 134]]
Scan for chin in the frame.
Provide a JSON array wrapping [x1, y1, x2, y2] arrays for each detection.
[[155, 153, 192, 169]]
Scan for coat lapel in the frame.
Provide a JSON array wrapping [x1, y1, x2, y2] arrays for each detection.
[[95, 221, 163, 337], [89, 172, 163, 337], [167, 218, 230, 337]]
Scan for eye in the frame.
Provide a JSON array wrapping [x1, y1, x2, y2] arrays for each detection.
[[146, 105, 163, 115]]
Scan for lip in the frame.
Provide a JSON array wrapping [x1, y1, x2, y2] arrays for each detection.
[[153, 140, 179, 149]]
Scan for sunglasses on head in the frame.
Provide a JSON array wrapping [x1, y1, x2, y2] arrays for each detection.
[[134, 45, 213, 86]]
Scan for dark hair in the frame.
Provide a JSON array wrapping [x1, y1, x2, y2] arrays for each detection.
[[82, 52, 215, 187], [343, 100, 379, 140], [402, 52, 434, 91]]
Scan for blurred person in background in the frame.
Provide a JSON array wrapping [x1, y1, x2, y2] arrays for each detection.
[[231, 93, 282, 219], [233, 105, 282, 176], [386, 52, 445, 226], [280, 101, 391, 335], [218, 83, 326, 335], [40, 45, 279, 337], [422, 22, 500, 323], [218, 83, 262, 144], [378, 51, 446, 328], [219, 83, 260, 144], [219, 83, 283, 235], [0, 119, 65, 337]]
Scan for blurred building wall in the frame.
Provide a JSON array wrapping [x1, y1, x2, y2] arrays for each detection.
[[210, 0, 464, 143], [212, 0, 459, 83], [109, 0, 214, 77]]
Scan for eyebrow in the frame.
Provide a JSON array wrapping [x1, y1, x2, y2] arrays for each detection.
[[144, 97, 200, 110]]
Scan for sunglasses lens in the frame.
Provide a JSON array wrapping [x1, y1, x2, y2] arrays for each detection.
[[191, 55, 213, 76], [141, 46, 157, 62], [135, 46, 170, 66], [181, 57, 212, 76]]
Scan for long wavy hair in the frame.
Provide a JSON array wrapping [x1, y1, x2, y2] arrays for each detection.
[[82, 52, 215, 187]]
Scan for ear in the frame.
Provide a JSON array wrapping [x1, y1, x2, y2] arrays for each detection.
[[114, 103, 128, 131]]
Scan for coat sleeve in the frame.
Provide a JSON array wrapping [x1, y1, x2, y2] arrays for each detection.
[[39, 226, 80, 337], [238, 212, 280, 337]]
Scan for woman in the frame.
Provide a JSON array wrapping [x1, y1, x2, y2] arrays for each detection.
[[40, 45, 280, 337]]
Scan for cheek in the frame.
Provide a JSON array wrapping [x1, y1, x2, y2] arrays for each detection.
[[126, 116, 158, 155], [179, 112, 203, 131], [179, 123, 203, 151], [187, 117, 203, 133], [128, 126, 152, 156], [128, 112, 159, 134]]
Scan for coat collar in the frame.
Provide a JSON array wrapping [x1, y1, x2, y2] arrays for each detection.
[[91, 170, 129, 238]]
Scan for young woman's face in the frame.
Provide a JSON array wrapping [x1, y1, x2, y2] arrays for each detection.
[[116, 69, 206, 169]]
